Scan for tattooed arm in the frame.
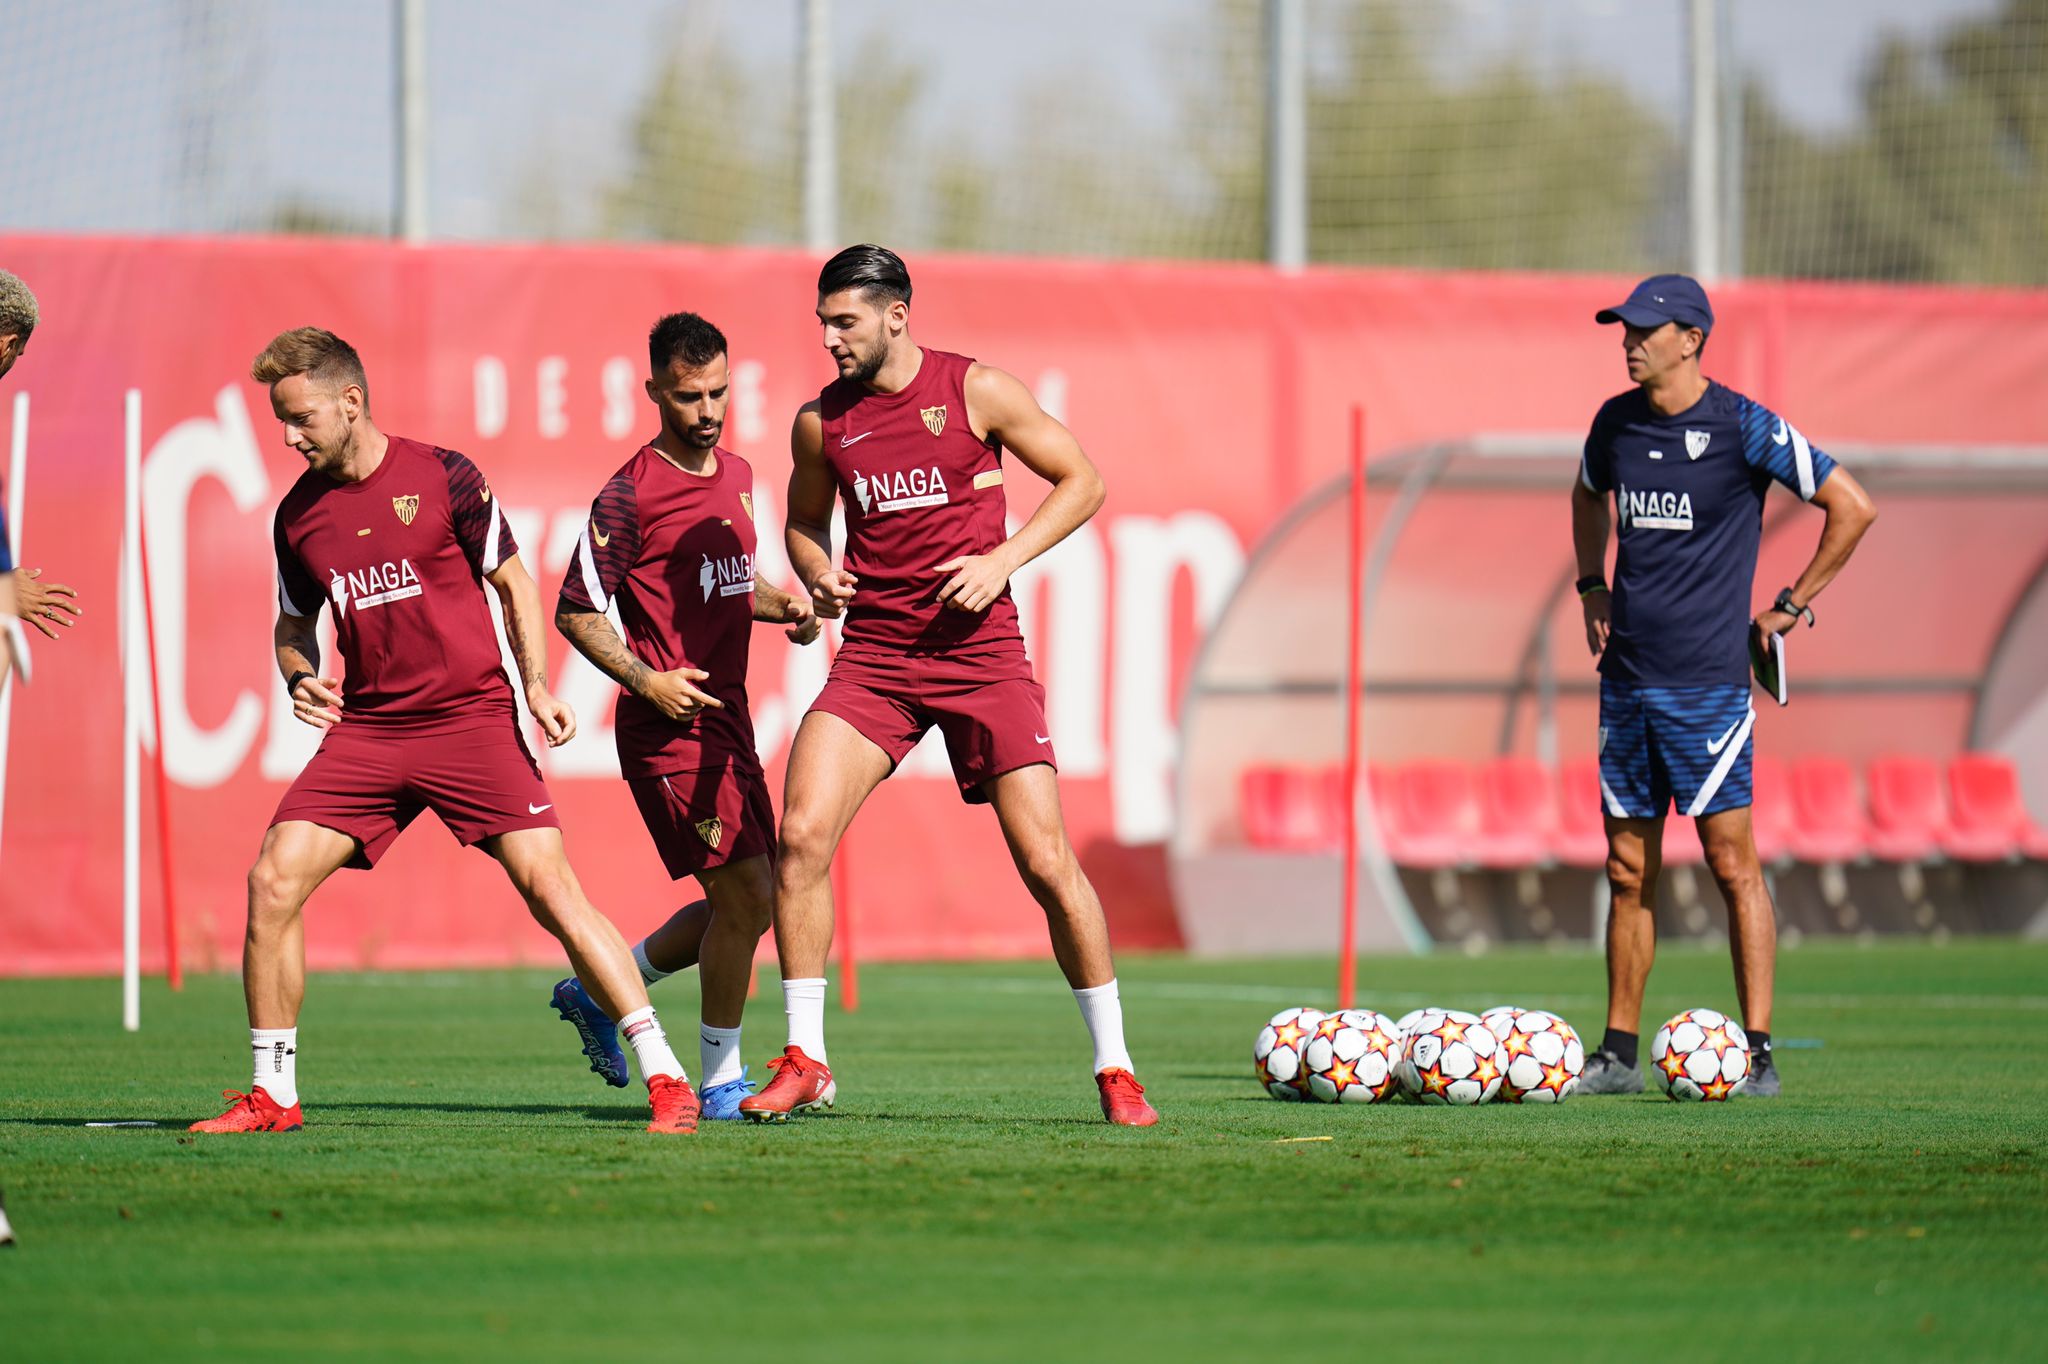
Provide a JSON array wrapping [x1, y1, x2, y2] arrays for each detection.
[[752, 573, 819, 644], [484, 554, 577, 746], [554, 602, 724, 723]]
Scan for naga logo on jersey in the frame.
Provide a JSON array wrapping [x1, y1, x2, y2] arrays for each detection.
[[391, 494, 420, 525], [852, 466, 950, 515], [920, 404, 948, 436], [328, 558, 423, 619], [700, 551, 755, 602], [1685, 429, 1711, 460], [1617, 483, 1694, 532], [694, 817, 723, 849]]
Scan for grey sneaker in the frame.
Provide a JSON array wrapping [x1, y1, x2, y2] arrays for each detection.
[[1740, 1051, 1780, 1098], [1578, 1048, 1644, 1094]]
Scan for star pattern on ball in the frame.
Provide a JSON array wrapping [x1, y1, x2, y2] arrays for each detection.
[[1538, 1060, 1573, 1096], [1273, 1020, 1307, 1049], [1701, 1073, 1735, 1101], [1363, 1026, 1396, 1053], [1470, 1056, 1500, 1090], [1326, 1058, 1359, 1093], [1421, 1065, 1452, 1097], [1700, 1024, 1732, 1055], [1500, 1030, 1534, 1059], [1430, 1018, 1468, 1046], [1657, 1049, 1688, 1081], [1312, 1016, 1346, 1042]]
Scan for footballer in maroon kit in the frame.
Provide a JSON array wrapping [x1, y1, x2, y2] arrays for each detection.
[[549, 312, 818, 1119], [190, 328, 700, 1136], [743, 245, 1158, 1126]]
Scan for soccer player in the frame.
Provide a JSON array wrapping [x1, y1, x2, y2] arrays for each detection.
[[743, 244, 1159, 1126], [1571, 275, 1877, 1098], [549, 311, 819, 1119], [190, 327, 700, 1135], [0, 269, 82, 683]]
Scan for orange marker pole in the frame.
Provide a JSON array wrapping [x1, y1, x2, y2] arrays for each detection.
[[833, 832, 859, 1013], [1336, 405, 1366, 1010]]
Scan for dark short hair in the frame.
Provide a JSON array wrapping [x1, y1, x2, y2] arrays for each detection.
[[648, 312, 727, 375], [818, 244, 911, 307]]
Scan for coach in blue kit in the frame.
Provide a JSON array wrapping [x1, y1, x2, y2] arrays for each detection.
[[1570, 275, 1876, 1098]]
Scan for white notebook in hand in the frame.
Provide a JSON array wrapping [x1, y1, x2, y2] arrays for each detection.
[[1749, 628, 1787, 707]]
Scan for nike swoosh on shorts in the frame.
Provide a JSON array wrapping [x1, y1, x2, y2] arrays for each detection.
[[1706, 720, 1742, 755]]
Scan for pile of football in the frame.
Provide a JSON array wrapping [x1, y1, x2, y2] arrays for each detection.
[[1253, 1003, 1585, 1106]]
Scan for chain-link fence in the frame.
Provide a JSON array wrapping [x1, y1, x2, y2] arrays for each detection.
[[4, 0, 2043, 284]]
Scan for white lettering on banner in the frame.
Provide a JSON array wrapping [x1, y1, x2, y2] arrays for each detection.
[[1009, 521, 1106, 777], [537, 356, 570, 439], [473, 356, 509, 439], [733, 360, 769, 445], [137, 384, 270, 789], [601, 357, 637, 440], [1109, 513, 1245, 843]]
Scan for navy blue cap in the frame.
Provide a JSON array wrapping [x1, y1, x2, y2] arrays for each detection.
[[1595, 274, 1714, 335]]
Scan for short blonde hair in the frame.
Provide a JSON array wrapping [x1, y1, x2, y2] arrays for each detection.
[[251, 326, 369, 404], [0, 270, 38, 340]]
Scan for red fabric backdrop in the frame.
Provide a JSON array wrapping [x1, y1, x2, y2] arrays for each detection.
[[2, 236, 2044, 974]]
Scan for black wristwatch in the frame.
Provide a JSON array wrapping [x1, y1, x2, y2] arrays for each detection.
[[1771, 588, 1814, 629], [286, 669, 313, 697]]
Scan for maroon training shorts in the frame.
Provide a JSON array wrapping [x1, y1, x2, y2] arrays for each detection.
[[807, 643, 1057, 804], [628, 758, 776, 881], [270, 716, 560, 869]]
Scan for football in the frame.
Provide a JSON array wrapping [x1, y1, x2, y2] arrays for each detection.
[[1302, 1008, 1403, 1104], [1650, 1007, 1750, 1102], [1394, 1006, 1437, 1039], [1396, 1008, 1503, 1105], [1494, 1008, 1585, 1103], [1254, 1006, 1327, 1100], [1479, 1004, 1526, 1041]]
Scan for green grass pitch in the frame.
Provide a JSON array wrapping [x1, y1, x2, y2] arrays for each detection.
[[2, 940, 2044, 1362]]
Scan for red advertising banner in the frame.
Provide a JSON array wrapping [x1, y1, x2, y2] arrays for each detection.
[[2, 236, 2044, 975]]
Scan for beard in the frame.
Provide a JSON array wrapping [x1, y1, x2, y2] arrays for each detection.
[[846, 341, 887, 385], [670, 413, 722, 450]]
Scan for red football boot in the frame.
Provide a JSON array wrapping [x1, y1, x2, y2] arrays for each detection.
[[189, 1088, 303, 1133], [646, 1074, 701, 1134], [1096, 1068, 1159, 1126], [737, 1046, 836, 1123]]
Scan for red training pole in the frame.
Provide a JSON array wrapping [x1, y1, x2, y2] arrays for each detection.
[[138, 507, 181, 990], [1336, 405, 1366, 1010], [833, 831, 860, 1013]]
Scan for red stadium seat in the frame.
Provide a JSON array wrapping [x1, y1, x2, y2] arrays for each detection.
[[1473, 756, 1557, 869], [1553, 759, 1611, 868], [1944, 753, 2048, 861], [1787, 756, 1870, 863], [1749, 754, 1794, 864], [1239, 765, 1339, 852], [1378, 760, 1475, 868], [1865, 754, 1949, 862]]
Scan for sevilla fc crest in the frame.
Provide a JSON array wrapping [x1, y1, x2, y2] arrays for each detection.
[[1685, 429, 1711, 460], [739, 492, 753, 521], [920, 404, 947, 437], [694, 817, 724, 849], [392, 494, 420, 525]]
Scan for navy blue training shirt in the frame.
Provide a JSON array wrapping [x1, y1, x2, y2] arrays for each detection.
[[1581, 380, 1836, 687]]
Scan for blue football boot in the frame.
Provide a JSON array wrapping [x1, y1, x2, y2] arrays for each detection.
[[698, 1067, 755, 1121], [550, 977, 629, 1088]]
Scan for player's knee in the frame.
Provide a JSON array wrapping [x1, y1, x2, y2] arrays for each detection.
[[1703, 839, 1760, 892], [1604, 849, 1648, 900], [1015, 836, 1078, 900], [245, 859, 304, 926], [776, 813, 836, 880]]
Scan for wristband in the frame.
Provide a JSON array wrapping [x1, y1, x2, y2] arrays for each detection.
[[1772, 588, 1814, 628], [1575, 575, 1608, 599], [286, 669, 312, 698]]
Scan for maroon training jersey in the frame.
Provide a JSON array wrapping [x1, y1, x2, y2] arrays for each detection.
[[818, 348, 1022, 652], [273, 436, 520, 731], [558, 445, 760, 778]]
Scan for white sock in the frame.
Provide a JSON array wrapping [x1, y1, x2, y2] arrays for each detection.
[[617, 1006, 686, 1084], [251, 1028, 298, 1107], [700, 1024, 744, 1088], [782, 978, 828, 1064], [1073, 980, 1135, 1075], [632, 941, 672, 987]]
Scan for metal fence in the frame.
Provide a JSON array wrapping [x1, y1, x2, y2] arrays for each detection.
[[4, 0, 2044, 284]]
